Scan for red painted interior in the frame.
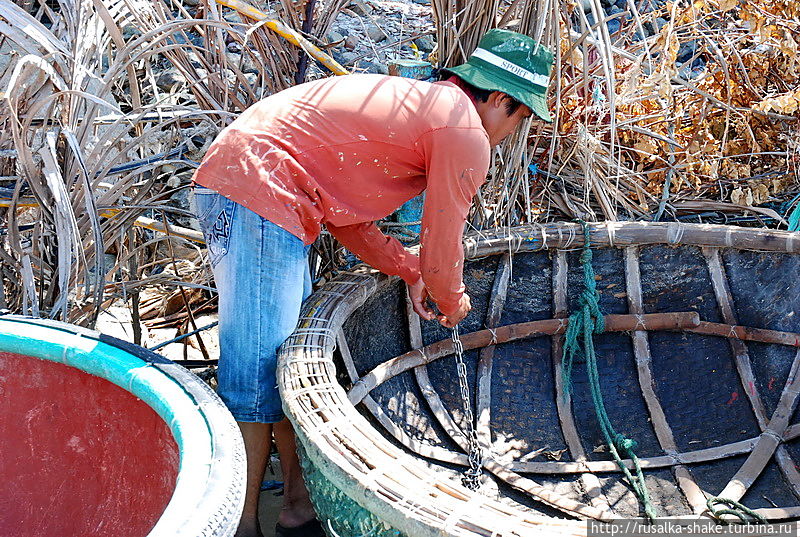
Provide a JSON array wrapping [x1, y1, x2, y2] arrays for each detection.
[[0, 352, 180, 536]]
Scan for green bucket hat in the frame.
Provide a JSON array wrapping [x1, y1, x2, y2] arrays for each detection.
[[443, 29, 555, 122]]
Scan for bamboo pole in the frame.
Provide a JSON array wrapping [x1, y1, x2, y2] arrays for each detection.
[[624, 247, 707, 514], [717, 348, 800, 502], [463, 222, 800, 259], [348, 312, 702, 405], [214, 0, 349, 76], [552, 250, 610, 510], [475, 254, 511, 454], [689, 322, 800, 347], [405, 289, 472, 450], [703, 247, 800, 501]]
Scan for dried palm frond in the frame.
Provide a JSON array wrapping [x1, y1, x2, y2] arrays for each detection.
[[431, 0, 503, 67], [0, 0, 353, 326], [429, 0, 561, 229], [433, 0, 800, 229], [0, 0, 354, 326]]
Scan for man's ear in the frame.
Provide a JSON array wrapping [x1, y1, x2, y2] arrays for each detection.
[[488, 91, 508, 109]]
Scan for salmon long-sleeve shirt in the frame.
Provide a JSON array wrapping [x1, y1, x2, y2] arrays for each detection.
[[193, 74, 491, 316]]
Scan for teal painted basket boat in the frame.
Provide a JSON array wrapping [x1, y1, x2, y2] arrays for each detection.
[[279, 222, 800, 537], [0, 315, 246, 537]]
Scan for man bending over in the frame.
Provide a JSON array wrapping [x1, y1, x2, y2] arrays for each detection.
[[192, 28, 554, 537]]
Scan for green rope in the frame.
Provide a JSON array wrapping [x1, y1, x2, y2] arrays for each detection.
[[706, 497, 768, 525], [789, 197, 800, 232], [562, 221, 658, 522]]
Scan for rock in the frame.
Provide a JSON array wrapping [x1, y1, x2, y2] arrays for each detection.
[[327, 30, 345, 45], [337, 51, 359, 66], [223, 10, 241, 23], [121, 24, 141, 41], [186, 51, 203, 69], [678, 56, 706, 79], [645, 16, 668, 34], [414, 34, 435, 52], [677, 40, 699, 63], [227, 51, 259, 75], [349, 0, 373, 15], [171, 32, 203, 47], [167, 171, 196, 228], [344, 34, 359, 50], [226, 52, 242, 69], [366, 23, 387, 43], [606, 5, 624, 34], [227, 42, 242, 53], [188, 134, 207, 152], [183, 0, 199, 6], [334, 50, 359, 66], [241, 53, 260, 74], [357, 60, 388, 75], [156, 68, 186, 92], [637, 0, 667, 12], [412, 0, 430, 4], [166, 175, 181, 189], [244, 72, 258, 86]]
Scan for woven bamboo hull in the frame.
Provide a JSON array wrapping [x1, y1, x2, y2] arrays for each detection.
[[278, 222, 800, 537]]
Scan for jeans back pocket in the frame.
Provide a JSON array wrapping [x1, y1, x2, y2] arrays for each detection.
[[195, 189, 236, 268]]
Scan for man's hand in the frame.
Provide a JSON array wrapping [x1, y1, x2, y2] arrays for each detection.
[[438, 293, 471, 328], [408, 278, 436, 321]]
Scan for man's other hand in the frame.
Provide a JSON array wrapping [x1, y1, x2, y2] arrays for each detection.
[[408, 278, 436, 321], [438, 293, 471, 328]]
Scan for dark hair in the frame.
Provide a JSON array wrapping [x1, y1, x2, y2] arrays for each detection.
[[438, 71, 524, 116]]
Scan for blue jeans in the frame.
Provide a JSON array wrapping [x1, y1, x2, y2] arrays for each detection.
[[194, 187, 311, 423]]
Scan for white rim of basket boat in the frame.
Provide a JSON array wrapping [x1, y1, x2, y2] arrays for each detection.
[[0, 315, 246, 537]]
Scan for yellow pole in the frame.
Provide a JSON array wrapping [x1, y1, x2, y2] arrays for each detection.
[[0, 200, 205, 244], [215, 0, 349, 76], [100, 209, 205, 244]]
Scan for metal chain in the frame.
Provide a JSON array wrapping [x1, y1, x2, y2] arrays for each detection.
[[452, 325, 483, 490]]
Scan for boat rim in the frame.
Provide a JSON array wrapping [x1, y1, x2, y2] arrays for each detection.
[[0, 314, 246, 537]]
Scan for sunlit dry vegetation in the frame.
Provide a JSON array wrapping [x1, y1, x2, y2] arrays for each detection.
[[0, 0, 797, 333]]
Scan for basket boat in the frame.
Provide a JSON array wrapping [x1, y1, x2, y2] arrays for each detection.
[[0, 315, 245, 537], [279, 222, 800, 537]]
